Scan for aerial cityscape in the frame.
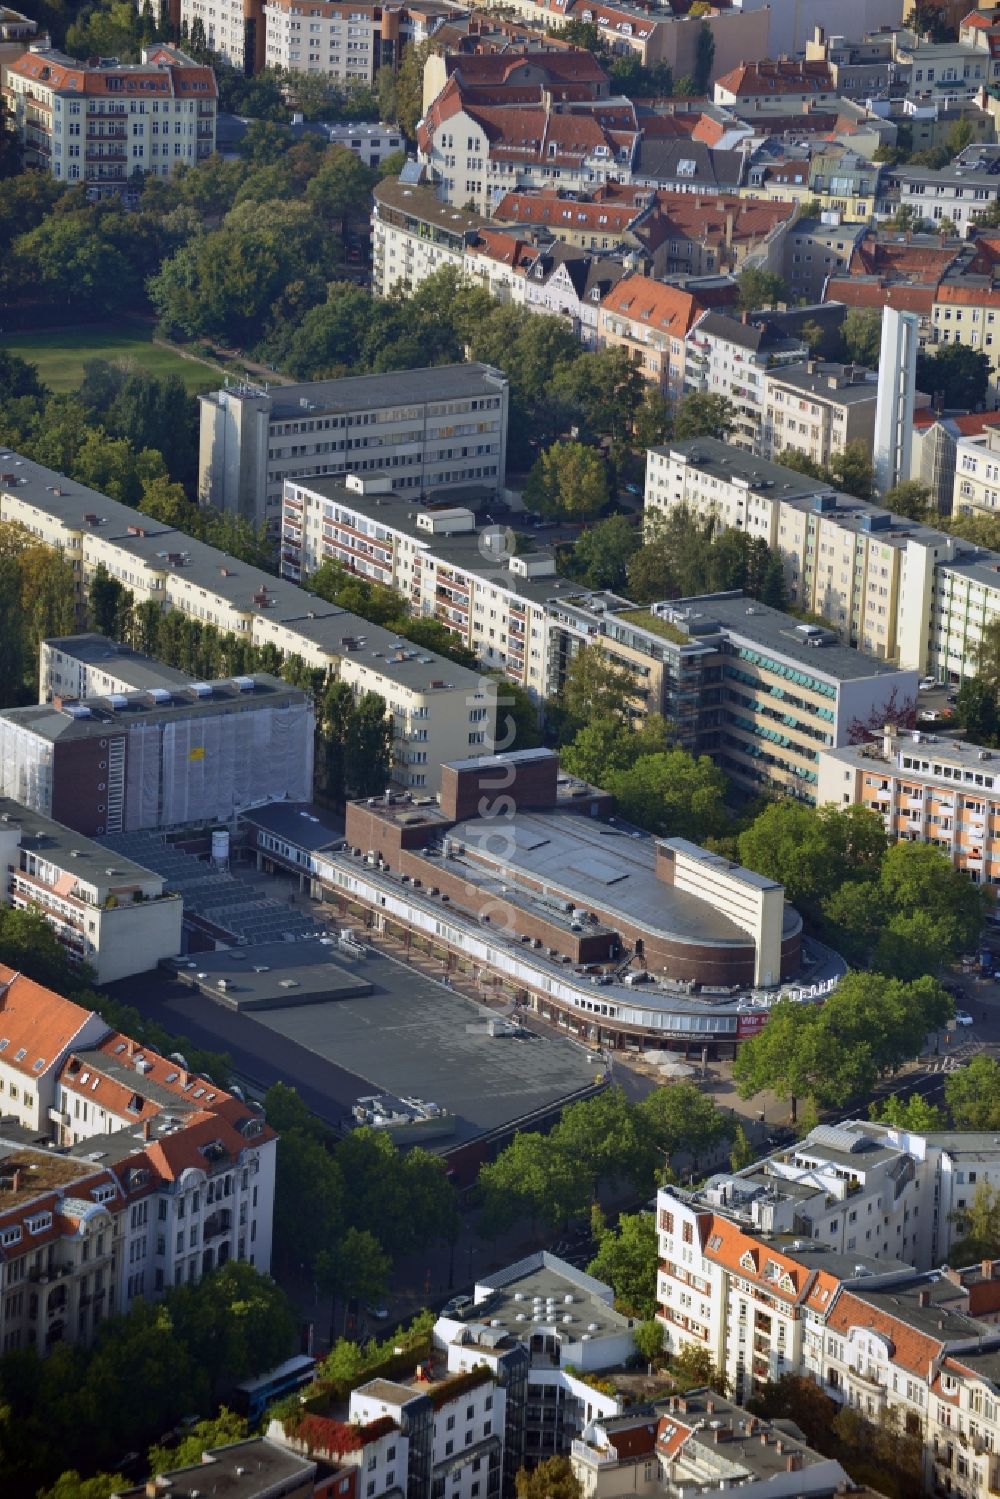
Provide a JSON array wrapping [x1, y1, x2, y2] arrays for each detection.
[[11, 0, 1000, 1494]]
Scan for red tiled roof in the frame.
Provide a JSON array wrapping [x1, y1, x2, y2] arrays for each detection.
[[493, 190, 642, 233], [827, 1291, 942, 1377], [468, 227, 535, 266], [936, 282, 1000, 307], [0, 969, 97, 1078], [826, 278, 936, 316], [447, 48, 608, 87], [716, 60, 835, 97], [600, 273, 708, 336], [608, 1422, 658, 1459], [9, 46, 216, 96], [849, 238, 961, 279]]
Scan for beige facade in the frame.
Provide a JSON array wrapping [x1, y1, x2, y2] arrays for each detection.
[[762, 361, 879, 470], [0, 451, 499, 794], [955, 424, 1000, 517]]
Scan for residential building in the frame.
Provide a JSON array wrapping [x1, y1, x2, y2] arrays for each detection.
[[0, 674, 314, 838], [281, 473, 557, 698], [197, 364, 509, 531], [762, 360, 882, 471], [0, 797, 183, 983], [684, 304, 846, 452], [818, 724, 1000, 892], [0, 7, 45, 90], [1, 448, 500, 792], [714, 60, 839, 111], [571, 1391, 872, 1499], [3, 44, 216, 194], [517, 243, 627, 350], [784, 219, 867, 306], [436, 1251, 633, 1465], [0, 968, 277, 1354], [215, 112, 406, 169], [884, 162, 1000, 230], [910, 407, 1000, 513], [725, 0, 905, 64], [895, 33, 991, 102], [260, 0, 405, 85], [114, 1438, 336, 1499], [643, 437, 963, 668], [372, 179, 489, 297], [39, 632, 191, 705], [598, 275, 733, 396], [953, 420, 1000, 517], [931, 274, 1000, 394], [420, 45, 611, 118]]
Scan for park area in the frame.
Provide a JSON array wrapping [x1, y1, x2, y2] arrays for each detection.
[[0, 319, 221, 394]]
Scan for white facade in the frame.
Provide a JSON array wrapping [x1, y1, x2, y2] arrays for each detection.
[[874, 308, 920, 496], [198, 365, 508, 531], [3, 44, 216, 192], [261, 0, 396, 84]]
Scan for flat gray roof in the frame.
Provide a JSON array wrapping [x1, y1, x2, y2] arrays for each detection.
[[43, 633, 192, 693], [113, 1438, 315, 1499], [852, 1273, 990, 1342], [653, 436, 832, 500], [446, 809, 799, 946], [164, 939, 373, 1011], [238, 801, 344, 852], [203, 362, 508, 423], [0, 797, 163, 889], [767, 361, 878, 404], [663, 592, 907, 682], [0, 674, 306, 742], [466, 1250, 630, 1343], [111, 946, 598, 1146]]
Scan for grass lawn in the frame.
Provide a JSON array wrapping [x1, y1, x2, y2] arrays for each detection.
[[0, 320, 222, 395]]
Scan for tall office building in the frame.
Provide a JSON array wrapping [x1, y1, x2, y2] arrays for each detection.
[[874, 307, 919, 496]]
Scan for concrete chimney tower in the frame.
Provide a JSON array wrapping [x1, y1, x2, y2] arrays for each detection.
[[874, 306, 919, 497]]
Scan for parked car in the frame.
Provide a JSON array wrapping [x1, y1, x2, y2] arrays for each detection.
[[365, 1303, 390, 1320], [918, 677, 937, 691], [442, 1294, 473, 1316], [918, 709, 941, 723], [955, 1010, 975, 1026]]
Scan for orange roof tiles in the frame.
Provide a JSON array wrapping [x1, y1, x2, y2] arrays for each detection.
[[700, 1217, 811, 1302], [600, 273, 707, 337], [0, 969, 97, 1078], [826, 278, 936, 316], [9, 46, 216, 97], [827, 1290, 942, 1376], [608, 1422, 658, 1459], [936, 282, 1000, 307], [849, 238, 961, 280], [716, 60, 835, 97]]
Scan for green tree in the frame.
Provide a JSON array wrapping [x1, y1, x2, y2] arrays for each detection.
[[306, 146, 375, 235], [167, 1262, 297, 1404], [560, 645, 637, 731], [478, 1132, 587, 1235], [729, 1123, 756, 1171], [956, 676, 999, 744], [884, 479, 933, 519], [673, 391, 736, 441], [747, 1376, 837, 1450], [738, 801, 887, 919], [560, 713, 672, 786], [841, 307, 883, 367], [607, 750, 729, 840], [37, 1475, 125, 1499], [393, 40, 433, 137], [877, 840, 985, 964], [552, 1087, 652, 1199], [952, 1181, 1000, 1262], [148, 1409, 248, 1476], [586, 1212, 658, 1317], [640, 1082, 733, 1171], [870, 1091, 947, 1131], [916, 342, 991, 411], [561, 514, 640, 591], [633, 1318, 664, 1363], [693, 20, 715, 94], [761, 553, 789, 610], [829, 441, 875, 502], [946, 1054, 1000, 1130], [317, 1227, 391, 1342], [524, 442, 609, 521], [736, 266, 787, 314], [88, 563, 128, 639], [671, 1342, 727, 1393], [516, 1456, 582, 1499]]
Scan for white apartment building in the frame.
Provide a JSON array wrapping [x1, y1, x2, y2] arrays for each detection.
[[283, 474, 556, 698], [39, 632, 192, 705], [372, 180, 487, 298], [176, 0, 259, 72], [955, 423, 1000, 518], [0, 450, 499, 795], [0, 969, 108, 1134], [642, 437, 990, 677], [0, 798, 182, 983], [3, 44, 216, 193], [261, 0, 403, 84], [198, 364, 508, 531], [685, 312, 809, 453]]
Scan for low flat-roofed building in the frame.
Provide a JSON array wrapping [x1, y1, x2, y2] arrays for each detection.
[[113, 1437, 325, 1499], [0, 796, 182, 983], [39, 632, 191, 705]]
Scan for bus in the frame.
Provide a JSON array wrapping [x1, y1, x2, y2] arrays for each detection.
[[233, 1354, 317, 1422]]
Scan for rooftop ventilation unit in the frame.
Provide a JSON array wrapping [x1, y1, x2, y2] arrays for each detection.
[[147, 688, 172, 705], [233, 676, 255, 692], [190, 683, 213, 699], [107, 693, 129, 711]]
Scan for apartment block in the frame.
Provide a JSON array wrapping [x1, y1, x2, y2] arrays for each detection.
[[198, 364, 508, 532], [0, 674, 314, 839], [39, 632, 191, 705], [0, 970, 277, 1355], [260, 0, 403, 83], [0, 797, 182, 983], [599, 275, 729, 398], [3, 45, 216, 194], [762, 361, 880, 471], [114, 1438, 335, 1499], [282, 474, 555, 698], [372, 179, 489, 298], [911, 409, 1000, 515], [885, 162, 1000, 230], [174, 0, 264, 73], [0, 450, 499, 794], [684, 306, 846, 453], [642, 437, 984, 674], [570, 1391, 869, 1498], [818, 725, 1000, 891]]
